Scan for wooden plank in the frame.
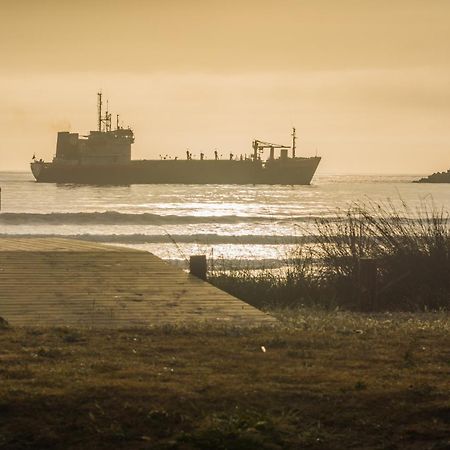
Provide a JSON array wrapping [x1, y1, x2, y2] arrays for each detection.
[[0, 238, 275, 328]]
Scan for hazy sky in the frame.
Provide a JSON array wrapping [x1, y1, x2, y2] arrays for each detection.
[[1, 0, 449, 173]]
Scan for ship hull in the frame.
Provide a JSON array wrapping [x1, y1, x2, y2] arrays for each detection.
[[31, 157, 321, 185]]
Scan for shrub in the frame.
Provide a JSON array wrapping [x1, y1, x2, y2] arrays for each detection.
[[210, 200, 450, 312], [314, 200, 450, 310]]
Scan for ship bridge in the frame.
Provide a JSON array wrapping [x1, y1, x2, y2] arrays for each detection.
[[53, 93, 134, 165]]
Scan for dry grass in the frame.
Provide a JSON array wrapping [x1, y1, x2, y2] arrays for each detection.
[[313, 200, 450, 310], [211, 201, 450, 311], [0, 310, 449, 449]]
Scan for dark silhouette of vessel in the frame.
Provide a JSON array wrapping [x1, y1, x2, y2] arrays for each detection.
[[31, 94, 321, 185]]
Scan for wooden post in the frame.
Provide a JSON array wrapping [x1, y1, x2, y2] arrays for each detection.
[[190, 255, 207, 280], [358, 257, 377, 310]]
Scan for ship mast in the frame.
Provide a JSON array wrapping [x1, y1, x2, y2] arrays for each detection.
[[105, 100, 111, 132], [97, 92, 112, 132], [291, 127, 297, 158], [97, 92, 102, 131]]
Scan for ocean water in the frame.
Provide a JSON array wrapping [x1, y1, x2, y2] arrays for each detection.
[[0, 171, 448, 268]]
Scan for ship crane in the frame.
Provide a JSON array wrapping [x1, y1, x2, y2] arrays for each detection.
[[252, 139, 291, 160]]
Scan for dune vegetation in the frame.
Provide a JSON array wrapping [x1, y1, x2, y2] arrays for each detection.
[[210, 201, 450, 312]]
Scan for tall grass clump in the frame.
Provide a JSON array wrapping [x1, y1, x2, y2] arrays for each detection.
[[210, 200, 450, 312], [315, 200, 450, 310], [210, 249, 335, 310]]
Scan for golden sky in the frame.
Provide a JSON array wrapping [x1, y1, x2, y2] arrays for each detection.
[[1, 0, 449, 173]]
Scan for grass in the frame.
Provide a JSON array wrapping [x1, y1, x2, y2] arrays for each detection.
[[0, 310, 449, 449], [210, 201, 450, 312]]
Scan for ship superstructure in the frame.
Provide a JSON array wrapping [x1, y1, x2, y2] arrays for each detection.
[[31, 94, 321, 185]]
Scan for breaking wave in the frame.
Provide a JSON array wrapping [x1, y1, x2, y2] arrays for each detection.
[[0, 211, 327, 225], [166, 258, 297, 270], [0, 233, 316, 245]]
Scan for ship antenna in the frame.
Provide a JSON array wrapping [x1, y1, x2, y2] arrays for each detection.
[[97, 92, 102, 132], [292, 127, 296, 158], [106, 100, 110, 131]]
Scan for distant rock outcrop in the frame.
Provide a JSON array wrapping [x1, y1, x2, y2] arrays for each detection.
[[415, 169, 450, 183], [0, 317, 9, 329]]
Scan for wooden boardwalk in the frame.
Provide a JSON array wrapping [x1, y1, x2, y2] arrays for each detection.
[[0, 238, 275, 328]]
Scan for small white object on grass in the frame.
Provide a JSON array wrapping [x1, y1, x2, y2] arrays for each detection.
[[261, 346, 266, 353]]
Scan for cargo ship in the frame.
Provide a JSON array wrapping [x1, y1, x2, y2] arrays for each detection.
[[31, 94, 321, 185]]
